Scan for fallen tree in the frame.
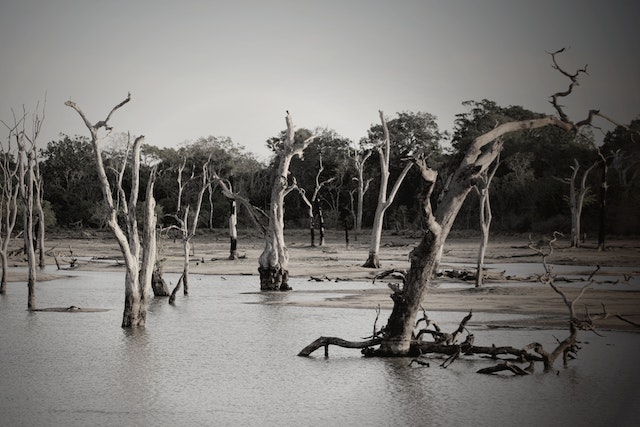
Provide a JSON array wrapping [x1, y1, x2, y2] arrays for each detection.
[[299, 49, 634, 371], [300, 235, 636, 374]]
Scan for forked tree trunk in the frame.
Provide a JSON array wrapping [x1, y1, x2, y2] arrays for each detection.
[[353, 149, 372, 241], [66, 94, 157, 328], [377, 116, 573, 355], [562, 158, 598, 247], [258, 112, 314, 290], [363, 111, 413, 268], [475, 153, 500, 288], [0, 138, 20, 295]]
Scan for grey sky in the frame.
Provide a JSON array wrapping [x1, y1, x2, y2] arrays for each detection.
[[1, 0, 638, 160]]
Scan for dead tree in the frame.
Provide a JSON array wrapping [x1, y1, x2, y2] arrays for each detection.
[[0, 120, 21, 294], [352, 147, 372, 241], [258, 111, 315, 291], [302, 235, 627, 374], [363, 111, 414, 268], [66, 94, 159, 327], [596, 149, 608, 251], [209, 171, 267, 259], [556, 158, 598, 247], [168, 157, 210, 297], [301, 49, 622, 357], [293, 155, 335, 247], [474, 150, 501, 287]]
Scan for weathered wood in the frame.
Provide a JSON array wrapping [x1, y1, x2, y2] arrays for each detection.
[[66, 94, 157, 327], [364, 111, 413, 268], [298, 337, 383, 357], [258, 112, 314, 290]]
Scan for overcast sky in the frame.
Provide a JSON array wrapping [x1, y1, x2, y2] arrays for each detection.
[[1, 0, 638, 161]]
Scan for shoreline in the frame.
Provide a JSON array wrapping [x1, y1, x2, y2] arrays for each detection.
[[7, 229, 640, 331]]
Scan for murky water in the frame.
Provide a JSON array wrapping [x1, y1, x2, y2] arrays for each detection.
[[1, 268, 639, 426]]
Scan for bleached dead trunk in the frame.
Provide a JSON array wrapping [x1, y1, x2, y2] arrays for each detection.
[[475, 152, 501, 288], [353, 149, 372, 241], [170, 159, 210, 298], [66, 94, 157, 327], [0, 131, 20, 294], [258, 112, 314, 290], [228, 198, 238, 259], [560, 158, 598, 248], [378, 116, 574, 355], [363, 111, 413, 268]]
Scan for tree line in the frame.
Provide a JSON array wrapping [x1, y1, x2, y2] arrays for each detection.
[[34, 104, 638, 240]]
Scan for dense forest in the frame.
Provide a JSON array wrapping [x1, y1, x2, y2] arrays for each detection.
[[36, 100, 639, 237]]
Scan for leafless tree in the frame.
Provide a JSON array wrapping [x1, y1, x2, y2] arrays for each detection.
[[258, 111, 315, 290], [0, 135, 20, 294], [352, 147, 372, 241], [292, 154, 335, 247], [363, 111, 413, 268], [66, 94, 158, 327], [474, 150, 501, 287], [167, 156, 210, 299], [209, 170, 267, 259], [556, 158, 598, 247]]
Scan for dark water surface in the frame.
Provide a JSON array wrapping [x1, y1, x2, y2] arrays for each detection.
[[1, 269, 639, 426]]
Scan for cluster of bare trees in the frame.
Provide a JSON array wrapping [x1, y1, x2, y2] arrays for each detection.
[[0, 103, 46, 310], [1, 47, 634, 381]]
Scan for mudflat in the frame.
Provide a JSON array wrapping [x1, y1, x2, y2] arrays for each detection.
[[13, 229, 640, 331]]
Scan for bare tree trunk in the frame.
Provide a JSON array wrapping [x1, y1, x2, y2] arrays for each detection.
[[258, 112, 314, 290], [475, 152, 500, 288], [0, 127, 20, 294], [151, 266, 170, 296], [363, 111, 413, 268], [0, 252, 8, 294], [229, 198, 238, 260], [377, 116, 573, 355], [353, 149, 372, 242], [597, 152, 608, 251], [210, 171, 267, 258], [66, 94, 157, 327], [560, 158, 598, 247], [317, 204, 326, 246], [33, 156, 46, 269], [169, 157, 210, 300]]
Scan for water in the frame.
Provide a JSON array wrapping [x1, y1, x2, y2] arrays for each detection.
[[1, 269, 640, 426]]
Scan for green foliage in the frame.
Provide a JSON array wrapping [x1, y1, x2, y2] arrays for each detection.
[[39, 135, 103, 227]]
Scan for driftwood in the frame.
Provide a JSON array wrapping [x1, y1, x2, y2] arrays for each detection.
[[168, 273, 185, 305], [299, 235, 640, 374]]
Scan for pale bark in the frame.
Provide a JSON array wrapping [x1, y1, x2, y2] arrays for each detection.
[[474, 151, 501, 287], [559, 158, 598, 247], [228, 198, 238, 260], [353, 150, 372, 241], [301, 50, 617, 360], [65, 94, 157, 327], [292, 155, 334, 247], [258, 112, 314, 290], [0, 126, 21, 294], [377, 116, 574, 355], [363, 111, 413, 268], [169, 158, 210, 297]]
